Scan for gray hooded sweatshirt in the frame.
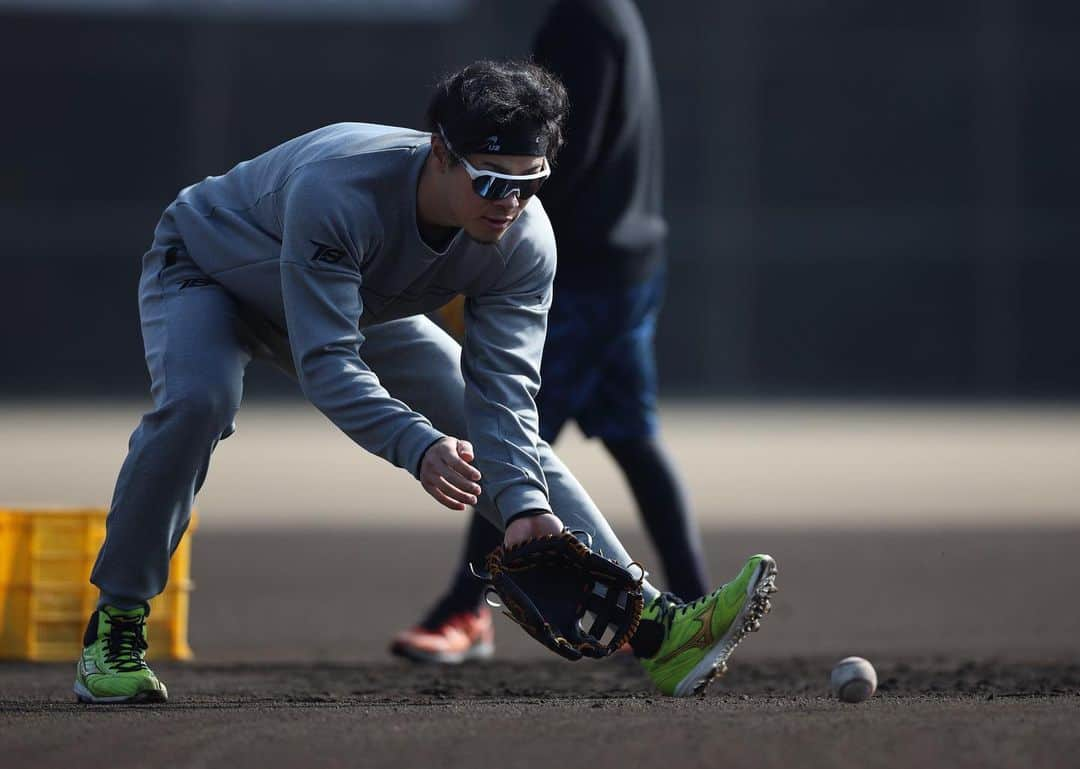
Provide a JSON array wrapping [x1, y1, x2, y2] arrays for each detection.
[[165, 123, 556, 521]]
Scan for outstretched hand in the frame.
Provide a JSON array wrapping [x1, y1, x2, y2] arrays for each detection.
[[504, 512, 564, 547], [419, 437, 482, 510]]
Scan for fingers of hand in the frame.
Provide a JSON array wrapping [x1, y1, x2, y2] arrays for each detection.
[[427, 442, 480, 485], [427, 484, 466, 511], [420, 439, 481, 509], [447, 455, 481, 484], [434, 475, 478, 506], [442, 464, 481, 496]]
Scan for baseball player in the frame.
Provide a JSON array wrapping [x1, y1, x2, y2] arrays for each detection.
[[75, 59, 776, 704], [393, 0, 711, 664]]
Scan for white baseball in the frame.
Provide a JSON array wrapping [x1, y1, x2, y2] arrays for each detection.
[[830, 656, 877, 703]]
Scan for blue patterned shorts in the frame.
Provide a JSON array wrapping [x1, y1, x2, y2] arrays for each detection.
[[537, 270, 664, 442]]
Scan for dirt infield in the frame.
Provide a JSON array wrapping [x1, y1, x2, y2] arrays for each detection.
[[3, 528, 1079, 768]]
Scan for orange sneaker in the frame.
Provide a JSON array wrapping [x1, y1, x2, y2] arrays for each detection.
[[390, 606, 495, 664]]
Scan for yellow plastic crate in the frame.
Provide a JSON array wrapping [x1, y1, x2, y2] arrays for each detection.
[[0, 507, 196, 661]]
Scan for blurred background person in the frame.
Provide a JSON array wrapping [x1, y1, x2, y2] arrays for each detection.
[[392, 0, 711, 664]]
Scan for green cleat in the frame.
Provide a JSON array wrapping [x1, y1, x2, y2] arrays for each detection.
[[639, 554, 778, 697], [74, 603, 168, 704]]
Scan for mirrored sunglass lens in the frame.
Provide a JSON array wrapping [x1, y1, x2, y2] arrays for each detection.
[[473, 176, 545, 200], [504, 178, 544, 200], [520, 177, 545, 199], [472, 176, 497, 198]]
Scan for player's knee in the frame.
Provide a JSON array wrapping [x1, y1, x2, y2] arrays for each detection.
[[165, 385, 238, 436]]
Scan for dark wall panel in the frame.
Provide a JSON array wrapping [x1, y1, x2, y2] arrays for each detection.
[[752, 259, 979, 395], [0, 2, 1076, 399]]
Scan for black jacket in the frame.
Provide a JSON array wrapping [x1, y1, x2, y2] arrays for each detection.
[[533, 0, 667, 286]]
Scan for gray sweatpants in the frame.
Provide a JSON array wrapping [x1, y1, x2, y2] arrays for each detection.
[[91, 222, 658, 607]]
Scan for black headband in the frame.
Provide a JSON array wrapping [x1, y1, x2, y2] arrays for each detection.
[[442, 119, 549, 158]]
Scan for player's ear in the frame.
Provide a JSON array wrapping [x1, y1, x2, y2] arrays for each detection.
[[430, 135, 451, 172]]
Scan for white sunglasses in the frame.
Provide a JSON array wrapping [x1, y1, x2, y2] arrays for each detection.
[[438, 125, 551, 200]]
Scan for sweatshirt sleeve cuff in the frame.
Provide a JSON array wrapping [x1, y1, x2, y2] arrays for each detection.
[[494, 484, 552, 524], [401, 423, 447, 479]]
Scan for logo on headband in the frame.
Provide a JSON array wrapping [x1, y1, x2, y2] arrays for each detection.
[[484, 135, 501, 152]]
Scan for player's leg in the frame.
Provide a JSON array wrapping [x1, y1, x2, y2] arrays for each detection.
[[389, 283, 599, 660], [387, 280, 649, 660], [525, 277, 778, 695], [78, 227, 252, 703], [603, 438, 709, 600], [365, 315, 779, 695], [532, 278, 602, 445], [389, 510, 500, 662], [530, 436, 647, 584], [361, 316, 499, 661], [574, 269, 709, 600], [359, 315, 639, 552], [573, 276, 778, 694], [485, 417, 779, 697], [366, 316, 660, 656], [522, 279, 642, 569]]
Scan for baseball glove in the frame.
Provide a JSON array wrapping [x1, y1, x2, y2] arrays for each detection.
[[475, 530, 645, 661]]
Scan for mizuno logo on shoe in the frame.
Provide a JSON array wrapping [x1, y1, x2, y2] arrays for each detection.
[[652, 602, 719, 666]]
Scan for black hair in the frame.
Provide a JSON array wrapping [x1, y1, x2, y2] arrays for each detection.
[[426, 59, 568, 164]]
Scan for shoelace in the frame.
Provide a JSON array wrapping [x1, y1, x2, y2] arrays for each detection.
[[653, 590, 720, 631], [651, 592, 683, 631], [105, 615, 150, 672]]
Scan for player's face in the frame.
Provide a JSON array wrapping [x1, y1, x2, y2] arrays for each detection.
[[450, 153, 547, 244]]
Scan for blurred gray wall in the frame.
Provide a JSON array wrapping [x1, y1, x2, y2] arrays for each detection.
[[1, 0, 1076, 398]]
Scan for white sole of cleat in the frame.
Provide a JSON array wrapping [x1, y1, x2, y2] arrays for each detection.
[[74, 679, 168, 704], [390, 640, 495, 665], [672, 555, 779, 697]]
